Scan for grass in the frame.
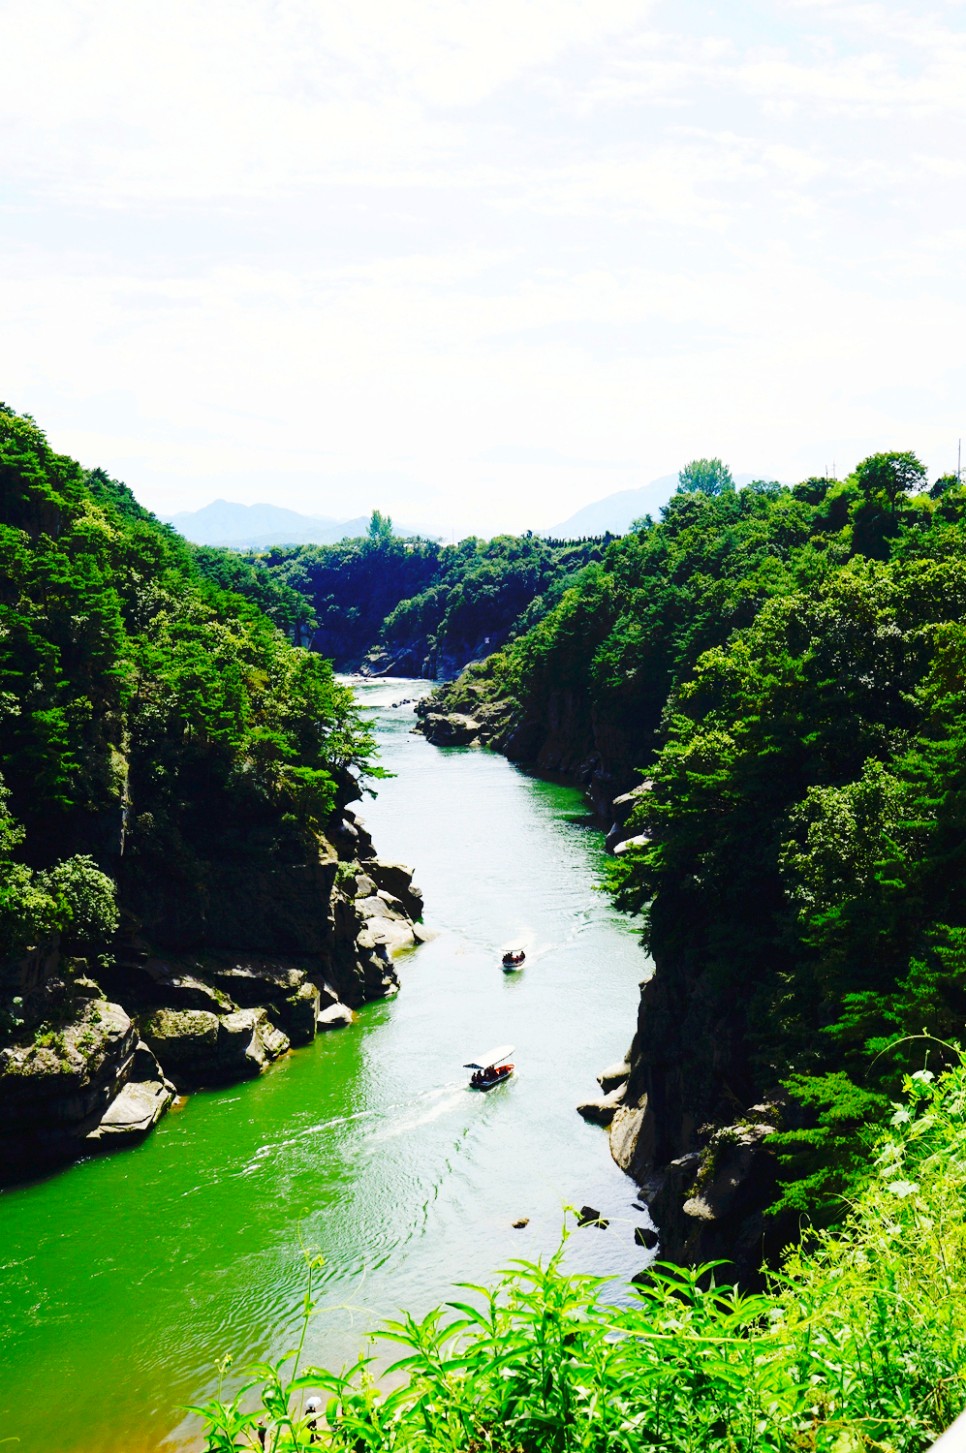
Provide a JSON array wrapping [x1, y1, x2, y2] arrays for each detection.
[[197, 1060, 966, 1451]]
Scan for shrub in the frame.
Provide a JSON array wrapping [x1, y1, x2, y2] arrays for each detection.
[[197, 1058, 966, 1451]]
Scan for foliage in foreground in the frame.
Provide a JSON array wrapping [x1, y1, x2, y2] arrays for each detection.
[[199, 1057, 966, 1451]]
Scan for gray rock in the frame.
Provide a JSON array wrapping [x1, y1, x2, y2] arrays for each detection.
[[353, 895, 418, 953], [279, 981, 320, 1046], [142, 1008, 220, 1078], [317, 1003, 353, 1031], [258, 1019, 290, 1062], [576, 1085, 626, 1126], [608, 1100, 655, 1174], [317, 980, 342, 1010], [143, 1005, 289, 1084], [368, 860, 425, 919], [0, 1001, 135, 1125], [218, 1008, 289, 1074], [355, 893, 405, 922], [205, 959, 307, 1009], [103, 957, 234, 1014], [597, 1060, 631, 1094], [86, 1077, 173, 1144], [613, 832, 651, 856], [577, 1205, 609, 1229], [420, 712, 481, 747]]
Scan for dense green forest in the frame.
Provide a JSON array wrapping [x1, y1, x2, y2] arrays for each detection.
[[427, 454, 966, 1222], [0, 404, 379, 1041], [250, 522, 612, 677]]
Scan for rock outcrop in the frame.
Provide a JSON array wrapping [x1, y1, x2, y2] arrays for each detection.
[[0, 805, 425, 1181], [606, 962, 790, 1287], [418, 712, 483, 748], [0, 1000, 175, 1168]]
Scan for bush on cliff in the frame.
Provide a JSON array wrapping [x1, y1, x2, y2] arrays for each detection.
[[199, 1057, 966, 1451]]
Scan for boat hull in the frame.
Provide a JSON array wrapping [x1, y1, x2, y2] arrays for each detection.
[[469, 1065, 514, 1090]]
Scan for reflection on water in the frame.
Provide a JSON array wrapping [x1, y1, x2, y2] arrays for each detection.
[[0, 678, 653, 1453]]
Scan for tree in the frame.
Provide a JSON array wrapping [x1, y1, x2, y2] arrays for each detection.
[[930, 473, 960, 500], [366, 509, 394, 546], [854, 451, 926, 511], [677, 458, 735, 496]]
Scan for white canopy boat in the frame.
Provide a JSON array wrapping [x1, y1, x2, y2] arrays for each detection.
[[465, 1044, 515, 1090]]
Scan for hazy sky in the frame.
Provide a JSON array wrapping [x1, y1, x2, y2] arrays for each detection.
[[2, 0, 965, 534]]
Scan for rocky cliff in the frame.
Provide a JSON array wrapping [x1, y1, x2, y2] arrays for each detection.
[[415, 683, 644, 829], [0, 806, 424, 1183]]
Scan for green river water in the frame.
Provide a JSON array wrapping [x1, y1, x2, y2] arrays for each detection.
[[0, 679, 653, 1452]]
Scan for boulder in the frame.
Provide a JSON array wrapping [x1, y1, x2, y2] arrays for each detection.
[[217, 1009, 290, 1076], [353, 894, 418, 954], [608, 1100, 656, 1176], [611, 782, 653, 825], [0, 1000, 150, 1172], [420, 712, 481, 747], [576, 1085, 626, 1126], [597, 1060, 631, 1094], [141, 1008, 220, 1080], [317, 980, 342, 1010], [86, 1077, 173, 1145], [317, 1002, 353, 1031], [355, 893, 406, 922], [577, 1206, 609, 1229], [326, 890, 401, 1005], [277, 981, 320, 1046], [367, 860, 425, 920], [204, 958, 308, 1009]]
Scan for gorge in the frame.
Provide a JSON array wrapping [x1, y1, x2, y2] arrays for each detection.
[[0, 678, 653, 1453]]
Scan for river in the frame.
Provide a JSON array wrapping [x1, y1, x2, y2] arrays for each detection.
[[0, 679, 652, 1452]]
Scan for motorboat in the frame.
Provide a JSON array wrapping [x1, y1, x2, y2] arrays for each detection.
[[465, 1044, 515, 1090], [502, 949, 526, 970]]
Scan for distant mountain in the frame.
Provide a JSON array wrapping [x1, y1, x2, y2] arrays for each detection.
[[163, 500, 433, 549], [544, 473, 764, 539]]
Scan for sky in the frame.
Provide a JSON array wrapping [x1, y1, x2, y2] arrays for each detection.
[[2, 0, 965, 536]]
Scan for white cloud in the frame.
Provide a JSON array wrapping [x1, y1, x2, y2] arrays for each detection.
[[0, 0, 964, 531]]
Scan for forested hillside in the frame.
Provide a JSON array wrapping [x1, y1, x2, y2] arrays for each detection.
[[253, 520, 612, 677], [0, 406, 419, 1174], [423, 455, 966, 1257]]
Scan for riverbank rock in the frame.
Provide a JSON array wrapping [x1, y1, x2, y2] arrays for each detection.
[[141, 1006, 290, 1088], [86, 1042, 174, 1146], [419, 711, 482, 747], [0, 999, 151, 1173], [576, 1085, 626, 1126], [0, 802, 424, 1174], [317, 1002, 353, 1030], [367, 859, 425, 920], [604, 783, 654, 852], [597, 1059, 631, 1094]]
